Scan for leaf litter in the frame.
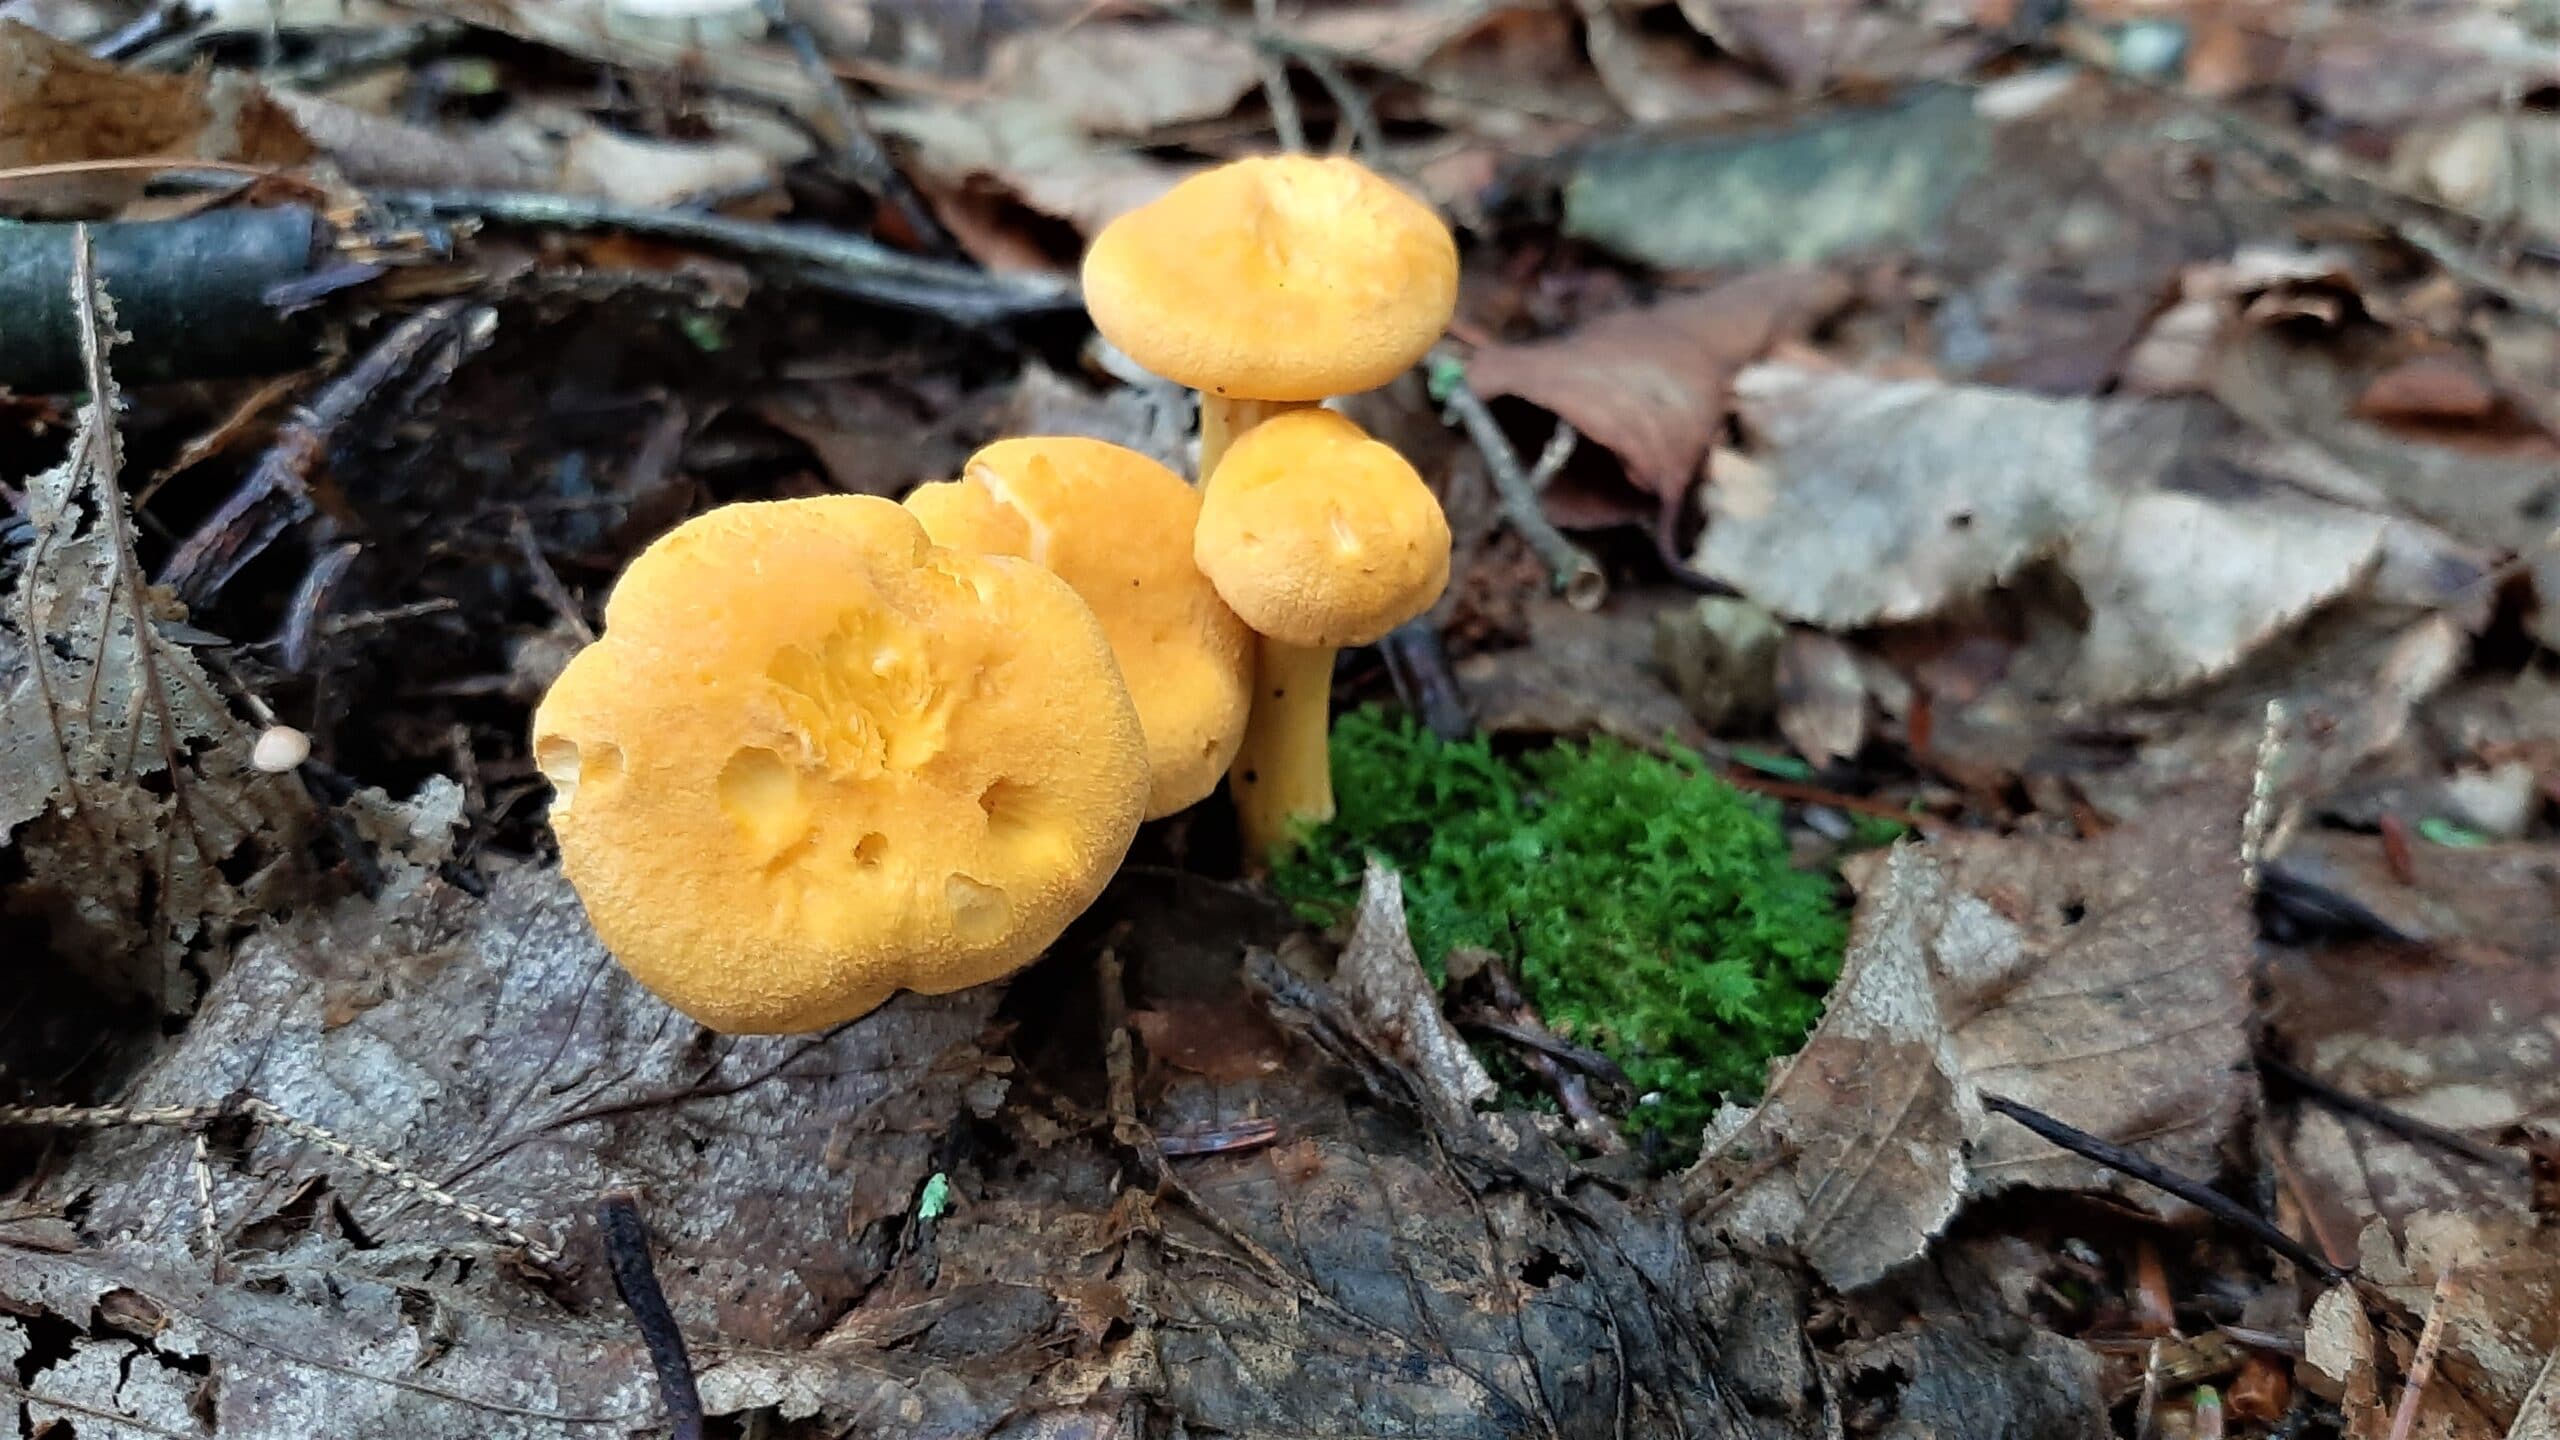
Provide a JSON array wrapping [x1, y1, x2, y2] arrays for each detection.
[[2, 0, 2558, 1435]]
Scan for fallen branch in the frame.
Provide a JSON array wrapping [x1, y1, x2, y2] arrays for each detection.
[[371, 188, 1078, 322], [159, 299, 495, 608], [0, 206, 324, 393]]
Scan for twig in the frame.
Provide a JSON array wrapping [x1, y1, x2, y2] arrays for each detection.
[[1982, 1093, 2349, 1285], [1432, 346, 1606, 611], [0, 1376, 195, 1439], [0, 206, 324, 393], [755, 0, 955, 254], [1297, 48, 1383, 159], [1251, 0, 1308, 154], [2257, 1049, 2525, 1175], [2242, 699, 2288, 891], [371, 189, 1076, 322], [1156, 1117, 1282, 1157], [510, 510, 597, 645], [597, 1192, 708, 1440], [159, 299, 493, 608], [2386, 1271, 2462, 1440], [1377, 617, 1473, 740], [1471, 957, 1622, 1153]]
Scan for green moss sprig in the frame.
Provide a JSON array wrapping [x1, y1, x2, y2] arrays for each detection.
[[1272, 708, 1849, 1154]]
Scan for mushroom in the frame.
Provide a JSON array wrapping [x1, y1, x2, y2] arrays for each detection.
[[1194, 408, 1452, 858], [531, 494, 1150, 1033], [905, 436, 1255, 819], [1080, 153, 1459, 479]]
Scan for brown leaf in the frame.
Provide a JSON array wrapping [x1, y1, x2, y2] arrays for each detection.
[[1689, 787, 2256, 1289], [0, 20, 312, 212], [874, 97, 1188, 236], [2265, 926, 2558, 1250], [1454, 591, 1702, 746], [985, 21, 1261, 135], [1467, 269, 1851, 506]]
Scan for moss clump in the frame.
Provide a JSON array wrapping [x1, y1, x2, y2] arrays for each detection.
[[1272, 708, 1848, 1153]]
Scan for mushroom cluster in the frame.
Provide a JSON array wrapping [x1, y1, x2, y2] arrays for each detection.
[[534, 153, 1458, 1034]]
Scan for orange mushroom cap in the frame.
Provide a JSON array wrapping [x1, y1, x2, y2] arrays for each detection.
[[1192, 408, 1452, 649], [531, 495, 1148, 1033], [905, 437, 1255, 819], [1081, 154, 1459, 402]]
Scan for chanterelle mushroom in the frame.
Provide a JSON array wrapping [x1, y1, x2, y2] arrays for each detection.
[[532, 494, 1149, 1033], [1080, 153, 1459, 478], [1193, 408, 1451, 859], [905, 436, 1254, 820]]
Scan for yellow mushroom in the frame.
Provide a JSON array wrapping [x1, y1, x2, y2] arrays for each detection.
[[531, 494, 1149, 1033], [1080, 153, 1459, 478], [905, 437, 1255, 820], [1193, 408, 1451, 860]]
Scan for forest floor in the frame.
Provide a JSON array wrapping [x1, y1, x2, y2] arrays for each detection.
[[0, 0, 2555, 1436]]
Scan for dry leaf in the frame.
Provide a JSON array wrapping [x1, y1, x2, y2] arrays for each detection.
[[1689, 787, 2254, 1289], [0, 260, 305, 1011], [0, 20, 312, 211], [1697, 365, 2106, 628], [874, 97, 1189, 236], [1454, 591, 1702, 745], [1467, 269, 1851, 510], [1700, 365, 2399, 703], [1334, 860, 1496, 1120], [986, 20, 1261, 135]]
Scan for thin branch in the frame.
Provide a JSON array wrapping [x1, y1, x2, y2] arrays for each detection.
[[1432, 346, 1607, 611], [2387, 1271, 2461, 1440], [598, 1193, 708, 1440], [2257, 1048, 2526, 1176], [1982, 1093, 2349, 1285], [371, 189, 1076, 323], [755, 0, 955, 254], [1252, 0, 1308, 153]]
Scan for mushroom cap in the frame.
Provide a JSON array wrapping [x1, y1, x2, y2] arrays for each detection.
[[906, 437, 1255, 820], [1081, 154, 1459, 403], [1193, 408, 1452, 649], [530, 495, 1149, 1034]]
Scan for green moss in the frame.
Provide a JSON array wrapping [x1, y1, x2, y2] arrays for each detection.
[[1272, 708, 1849, 1155]]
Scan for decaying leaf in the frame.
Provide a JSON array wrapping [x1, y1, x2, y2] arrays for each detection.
[[984, 20, 1262, 135], [1697, 365, 2107, 628], [0, 20, 313, 213], [875, 96, 1188, 237], [2322, 1213, 2560, 1439], [0, 250, 306, 1011], [1334, 859, 1497, 1119], [1465, 268, 1851, 508], [1775, 629, 1867, 768], [1454, 591, 1702, 745], [2264, 922, 2560, 1242], [1687, 787, 2255, 1289], [1699, 365, 2396, 703]]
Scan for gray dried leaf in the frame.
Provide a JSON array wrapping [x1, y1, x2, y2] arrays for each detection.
[[1334, 859, 1496, 1120], [1689, 787, 2255, 1289], [1697, 366, 2105, 627], [0, 258, 305, 1009]]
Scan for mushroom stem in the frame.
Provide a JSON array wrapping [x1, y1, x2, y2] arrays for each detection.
[[1198, 396, 1312, 482], [1228, 636, 1338, 862]]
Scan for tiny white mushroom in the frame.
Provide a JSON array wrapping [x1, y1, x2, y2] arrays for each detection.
[[252, 725, 311, 774]]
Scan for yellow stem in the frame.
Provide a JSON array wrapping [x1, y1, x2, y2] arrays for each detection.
[[1197, 396, 1312, 483], [1228, 636, 1336, 864]]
